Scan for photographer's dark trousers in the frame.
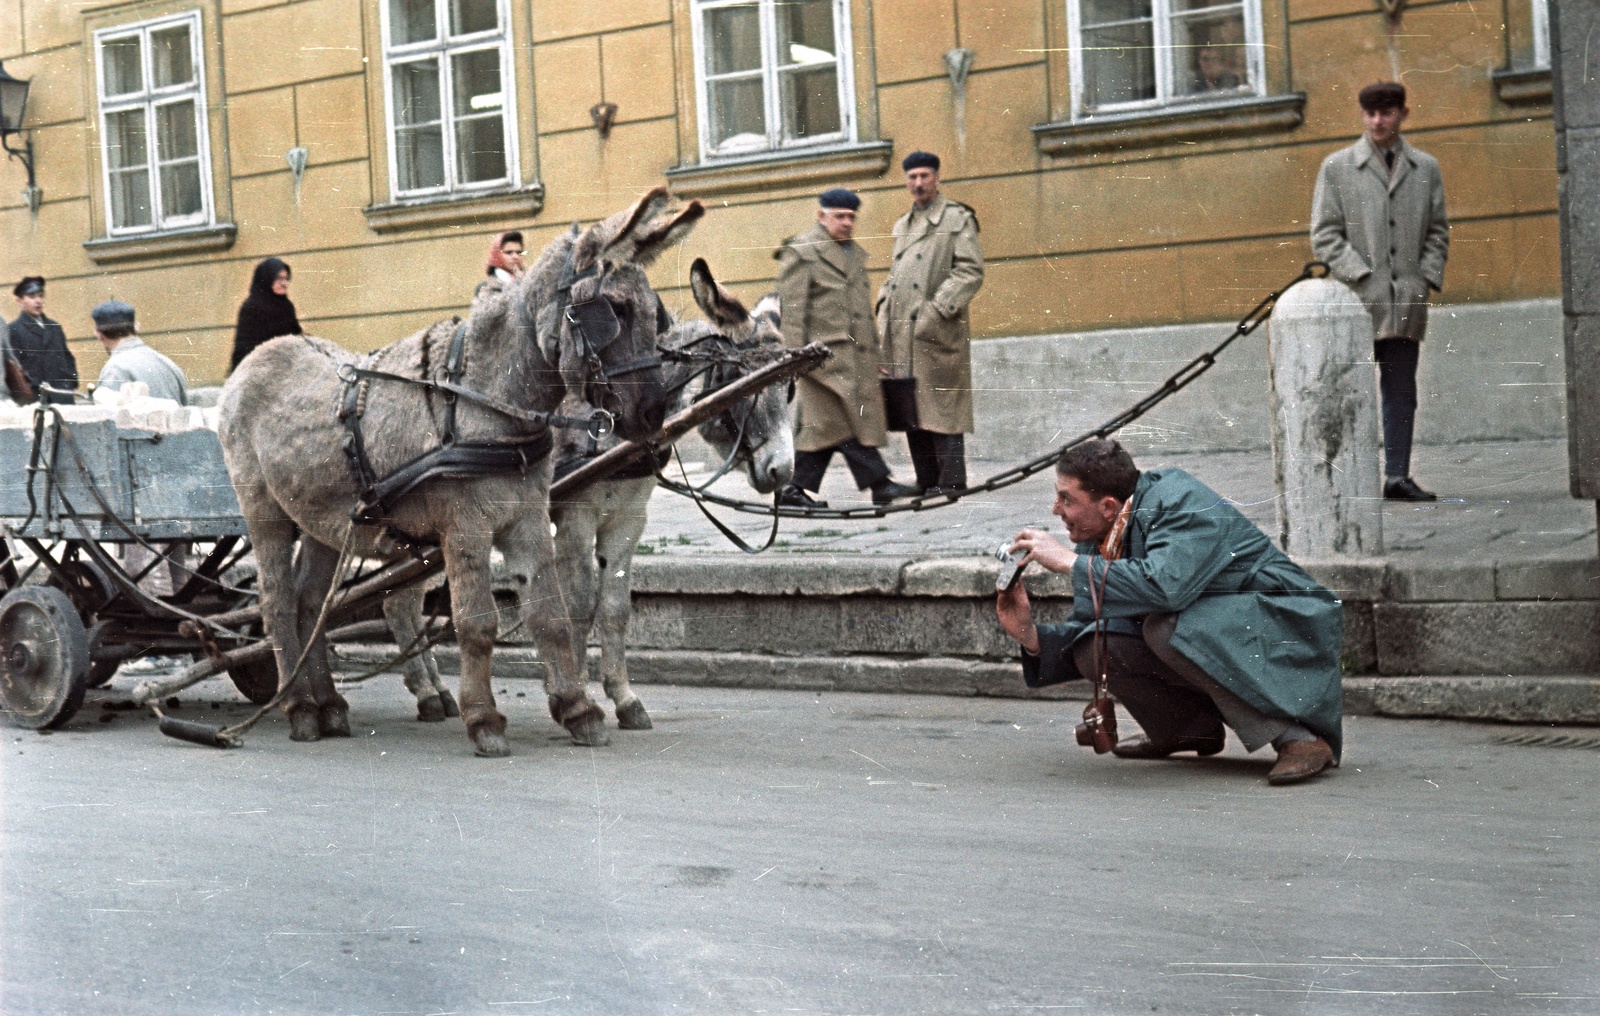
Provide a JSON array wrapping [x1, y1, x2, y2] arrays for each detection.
[[1375, 337, 1420, 480], [1072, 613, 1316, 753], [792, 440, 891, 492], [907, 430, 966, 491]]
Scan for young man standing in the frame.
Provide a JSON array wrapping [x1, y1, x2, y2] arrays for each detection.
[[775, 188, 918, 508], [1312, 82, 1450, 501], [8, 276, 77, 404]]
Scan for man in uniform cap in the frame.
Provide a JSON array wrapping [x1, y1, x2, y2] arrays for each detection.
[[877, 150, 985, 495], [775, 187, 918, 508], [8, 276, 78, 404], [92, 300, 188, 405]]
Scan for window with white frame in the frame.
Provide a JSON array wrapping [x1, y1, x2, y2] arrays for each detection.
[[692, 0, 855, 159], [382, 0, 516, 197], [95, 13, 212, 234], [1067, 0, 1264, 117], [1530, 0, 1551, 67]]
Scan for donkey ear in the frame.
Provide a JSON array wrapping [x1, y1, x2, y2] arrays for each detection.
[[690, 257, 750, 328], [575, 188, 672, 274], [628, 200, 705, 268]]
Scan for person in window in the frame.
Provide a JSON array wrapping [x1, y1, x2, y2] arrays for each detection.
[[8, 276, 78, 404], [775, 188, 918, 509], [876, 151, 985, 495], [1192, 46, 1242, 91], [92, 300, 188, 406], [228, 257, 302, 373], [1311, 81, 1450, 501], [997, 439, 1343, 786], [486, 230, 526, 283]]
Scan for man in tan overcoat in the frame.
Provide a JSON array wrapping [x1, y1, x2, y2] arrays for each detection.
[[1312, 81, 1450, 501], [775, 188, 918, 509], [877, 150, 985, 494]]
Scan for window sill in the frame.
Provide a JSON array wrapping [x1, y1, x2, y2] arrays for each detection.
[[1032, 93, 1306, 157], [1492, 67, 1552, 106], [363, 184, 545, 234], [665, 141, 894, 198], [82, 223, 238, 265]]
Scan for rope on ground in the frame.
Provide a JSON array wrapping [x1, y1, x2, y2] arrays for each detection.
[[656, 262, 1329, 521]]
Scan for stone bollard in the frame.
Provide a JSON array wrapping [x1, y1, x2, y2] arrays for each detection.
[[1266, 277, 1384, 557]]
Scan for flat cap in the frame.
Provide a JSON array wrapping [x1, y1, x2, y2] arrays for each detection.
[[91, 300, 136, 329], [13, 276, 44, 298], [818, 187, 860, 210], [901, 150, 940, 173]]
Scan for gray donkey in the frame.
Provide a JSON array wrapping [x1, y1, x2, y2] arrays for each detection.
[[384, 259, 793, 731], [218, 187, 702, 757]]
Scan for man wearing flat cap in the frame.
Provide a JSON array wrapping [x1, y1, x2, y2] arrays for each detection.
[[92, 300, 188, 405], [878, 151, 985, 495], [775, 188, 918, 508], [8, 276, 78, 404]]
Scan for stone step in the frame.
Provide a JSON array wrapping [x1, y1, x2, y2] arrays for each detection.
[[330, 644, 1600, 726]]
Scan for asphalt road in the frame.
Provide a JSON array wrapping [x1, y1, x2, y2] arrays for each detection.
[[3, 678, 1597, 1016]]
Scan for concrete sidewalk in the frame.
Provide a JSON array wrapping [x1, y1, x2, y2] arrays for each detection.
[[642, 437, 1595, 564]]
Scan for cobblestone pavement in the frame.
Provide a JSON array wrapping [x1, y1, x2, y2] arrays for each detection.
[[638, 438, 1597, 563]]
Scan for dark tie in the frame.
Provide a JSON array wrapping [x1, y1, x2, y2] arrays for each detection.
[[1384, 148, 1396, 171]]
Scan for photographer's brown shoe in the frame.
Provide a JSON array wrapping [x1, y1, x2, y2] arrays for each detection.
[[1112, 732, 1225, 759], [1267, 737, 1336, 785]]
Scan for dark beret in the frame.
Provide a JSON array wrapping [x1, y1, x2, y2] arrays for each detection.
[[819, 187, 860, 210], [901, 150, 941, 173], [91, 300, 137, 329], [13, 276, 44, 298], [1357, 81, 1406, 111]]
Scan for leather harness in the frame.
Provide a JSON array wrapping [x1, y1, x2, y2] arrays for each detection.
[[335, 259, 654, 526]]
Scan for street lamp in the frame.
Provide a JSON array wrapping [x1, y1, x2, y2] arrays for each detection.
[[0, 62, 41, 214]]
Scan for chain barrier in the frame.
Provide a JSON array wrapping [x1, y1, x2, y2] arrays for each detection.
[[656, 262, 1329, 521]]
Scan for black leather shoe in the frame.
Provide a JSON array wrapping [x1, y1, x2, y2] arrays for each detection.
[[1384, 477, 1437, 501], [870, 480, 921, 505], [1112, 732, 1226, 759], [778, 484, 828, 509]]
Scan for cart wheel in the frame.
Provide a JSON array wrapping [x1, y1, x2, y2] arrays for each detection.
[[228, 657, 278, 706], [87, 658, 121, 689], [0, 587, 92, 730]]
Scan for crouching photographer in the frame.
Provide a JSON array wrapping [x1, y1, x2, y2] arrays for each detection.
[[995, 439, 1344, 786]]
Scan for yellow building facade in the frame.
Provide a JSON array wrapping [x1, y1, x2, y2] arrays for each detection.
[[0, 0, 1558, 388]]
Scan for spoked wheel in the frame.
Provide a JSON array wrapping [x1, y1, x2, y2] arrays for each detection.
[[0, 587, 92, 729]]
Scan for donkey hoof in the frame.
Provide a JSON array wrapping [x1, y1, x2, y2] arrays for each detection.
[[438, 689, 460, 718], [615, 699, 653, 730], [319, 704, 352, 738], [472, 731, 510, 758], [565, 706, 611, 747], [417, 696, 448, 723], [288, 707, 322, 742]]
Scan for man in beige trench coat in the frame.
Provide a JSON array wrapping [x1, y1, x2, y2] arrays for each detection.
[[1312, 81, 1449, 501], [775, 188, 919, 509], [877, 150, 985, 494]]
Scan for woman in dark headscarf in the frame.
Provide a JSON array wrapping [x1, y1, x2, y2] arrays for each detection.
[[228, 257, 302, 372]]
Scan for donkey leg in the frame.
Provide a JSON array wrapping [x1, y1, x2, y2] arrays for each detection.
[[383, 583, 454, 722], [441, 532, 510, 756], [594, 481, 654, 729], [292, 538, 350, 738], [249, 509, 322, 741], [500, 512, 608, 747], [551, 496, 602, 692]]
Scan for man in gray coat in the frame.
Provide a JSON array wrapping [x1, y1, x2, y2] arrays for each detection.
[[1311, 81, 1449, 501], [92, 300, 188, 405]]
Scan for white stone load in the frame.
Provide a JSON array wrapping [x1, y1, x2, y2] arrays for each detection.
[[0, 381, 218, 433]]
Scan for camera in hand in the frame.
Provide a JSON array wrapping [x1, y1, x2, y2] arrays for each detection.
[[1075, 697, 1118, 754], [994, 541, 1028, 592]]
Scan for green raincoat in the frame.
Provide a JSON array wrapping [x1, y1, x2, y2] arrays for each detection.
[[1024, 468, 1344, 757]]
